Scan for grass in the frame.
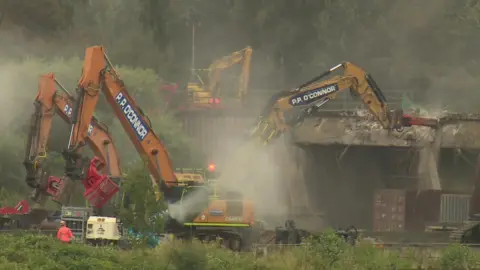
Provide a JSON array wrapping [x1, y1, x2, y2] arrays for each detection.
[[0, 232, 480, 269]]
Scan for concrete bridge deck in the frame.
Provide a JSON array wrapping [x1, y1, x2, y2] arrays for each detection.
[[294, 111, 480, 149]]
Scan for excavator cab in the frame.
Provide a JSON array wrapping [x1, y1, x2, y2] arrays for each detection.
[[165, 165, 255, 250], [182, 165, 254, 234], [186, 81, 222, 107], [178, 46, 252, 112], [180, 76, 223, 111]]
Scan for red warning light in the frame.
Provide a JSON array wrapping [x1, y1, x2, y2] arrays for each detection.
[[207, 164, 216, 172], [208, 98, 221, 104]]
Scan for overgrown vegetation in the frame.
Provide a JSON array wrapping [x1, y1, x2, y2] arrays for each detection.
[[1, 232, 480, 269]]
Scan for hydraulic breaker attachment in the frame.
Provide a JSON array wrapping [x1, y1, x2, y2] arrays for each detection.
[[388, 108, 439, 131], [46, 176, 67, 204], [82, 156, 119, 208], [401, 114, 439, 128]]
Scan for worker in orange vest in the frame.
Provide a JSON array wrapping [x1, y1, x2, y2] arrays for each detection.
[[57, 220, 75, 243]]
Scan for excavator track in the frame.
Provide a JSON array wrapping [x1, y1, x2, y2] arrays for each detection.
[[450, 220, 480, 243]]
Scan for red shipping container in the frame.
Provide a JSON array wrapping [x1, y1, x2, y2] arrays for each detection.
[[373, 189, 406, 232]]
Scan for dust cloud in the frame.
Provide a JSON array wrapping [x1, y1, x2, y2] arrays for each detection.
[[0, 66, 25, 130], [168, 134, 291, 229]]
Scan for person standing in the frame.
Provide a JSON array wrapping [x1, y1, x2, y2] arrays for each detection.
[[57, 220, 75, 244]]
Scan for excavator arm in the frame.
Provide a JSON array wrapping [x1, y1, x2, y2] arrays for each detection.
[[24, 73, 122, 205], [251, 62, 439, 144], [207, 46, 252, 103], [64, 46, 178, 201]]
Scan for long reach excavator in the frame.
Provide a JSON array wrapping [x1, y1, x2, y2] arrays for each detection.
[[251, 62, 439, 145], [245, 62, 440, 244], [57, 48, 441, 249], [24, 73, 122, 210], [3, 73, 124, 229], [62, 46, 255, 251], [181, 46, 252, 110]]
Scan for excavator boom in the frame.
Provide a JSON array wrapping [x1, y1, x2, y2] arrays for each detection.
[[24, 73, 122, 206], [207, 46, 252, 102], [181, 46, 253, 111], [252, 62, 439, 144], [65, 46, 177, 201]]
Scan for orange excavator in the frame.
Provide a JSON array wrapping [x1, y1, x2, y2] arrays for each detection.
[[62, 46, 255, 250], [24, 73, 122, 209]]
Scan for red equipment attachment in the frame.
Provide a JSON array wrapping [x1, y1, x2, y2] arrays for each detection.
[[82, 156, 119, 208], [0, 200, 30, 215], [47, 176, 66, 203], [401, 114, 439, 128]]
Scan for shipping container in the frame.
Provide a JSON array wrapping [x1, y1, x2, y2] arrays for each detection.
[[373, 189, 406, 232], [405, 190, 441, 231], [439, 193, 470, 224]]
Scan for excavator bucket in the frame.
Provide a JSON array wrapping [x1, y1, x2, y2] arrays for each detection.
[[82, 157, 119, 208], [83, 175, 119, 209]]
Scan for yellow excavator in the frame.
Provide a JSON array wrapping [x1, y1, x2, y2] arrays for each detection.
[[245, 61, 440, 244], [180, 46, 252, 111], [251, 62, 439, 145]]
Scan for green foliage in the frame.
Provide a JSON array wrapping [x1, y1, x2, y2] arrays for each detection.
[[0, 131, 27, 192], [438, 244, 480, 270], [4, 233, 480, 269], [120, 160, 166, 235], [303, 230, 348, 267], [0, 187, 24, 206]]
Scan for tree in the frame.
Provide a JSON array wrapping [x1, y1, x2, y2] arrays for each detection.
[[119, 160, 166, 244], [0, 0, 80, 37]]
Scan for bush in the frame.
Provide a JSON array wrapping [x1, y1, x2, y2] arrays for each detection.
[[3, 232, 480, 269], [437, 244, 480, 270]]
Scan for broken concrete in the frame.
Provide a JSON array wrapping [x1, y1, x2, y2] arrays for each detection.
[[281, 110, 480, 229], [184, 109, 480, 230], [293, 111, 480, 149], [291, 111, 480, 191]]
